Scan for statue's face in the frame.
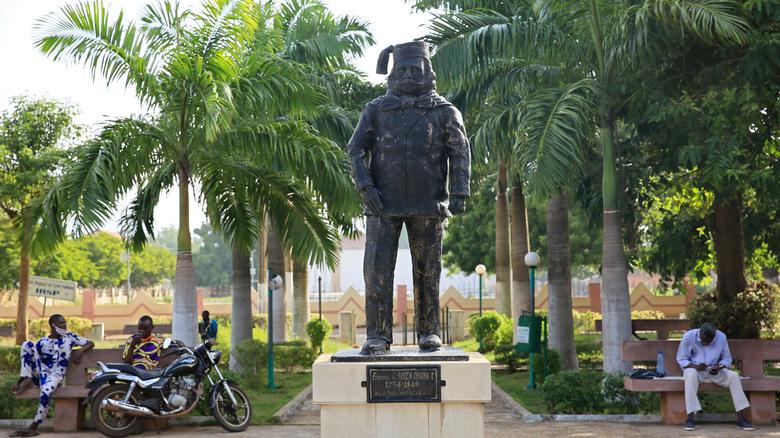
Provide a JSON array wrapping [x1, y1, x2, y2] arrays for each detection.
[[393, 58, 425, 96]]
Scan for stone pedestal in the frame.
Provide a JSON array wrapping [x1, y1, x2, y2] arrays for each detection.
[[313, 349, 491, 438]]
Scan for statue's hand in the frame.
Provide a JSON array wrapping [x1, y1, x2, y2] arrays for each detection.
[[449, 195, 466, 215], [361, 186, 384, 213]]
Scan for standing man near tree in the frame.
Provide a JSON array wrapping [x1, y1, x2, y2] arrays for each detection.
[[348, 41, 470, 354], [199, 310, 218, 343]]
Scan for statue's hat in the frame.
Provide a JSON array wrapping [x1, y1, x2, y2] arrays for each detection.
[[376, 41, 430, 75]]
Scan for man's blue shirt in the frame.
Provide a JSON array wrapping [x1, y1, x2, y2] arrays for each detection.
[[676, 328, 732, 369]]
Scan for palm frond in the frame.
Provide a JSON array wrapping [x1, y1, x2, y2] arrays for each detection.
[[119, 162, 177, 250], [34, 0, 162, 106], [516, 79, 598, 197]]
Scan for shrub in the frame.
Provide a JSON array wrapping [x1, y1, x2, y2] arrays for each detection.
[[601, 373, 639, 414], [536, 348, 561, 381], [275, 344, 317, 372], [253, 314, 267, 329], [494, 343, 522, 372], [234, 339, 268, 385], [541, 371, 605, 413], [572, 311, 600, 335], [631, 309, 666, 320], [688, 281, 780, 338], [0, 346, 21, 373], [28, 316, 92, 338], [467, 311, 510, 352], [306, 318, 332, 351], [575, 337, 603, 369], [0, 374, 37, 419]]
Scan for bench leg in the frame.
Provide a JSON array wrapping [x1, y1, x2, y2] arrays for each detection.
[[660, 393, 688, 425], [746, 392, 777, 425], [53, 398, 85, 432]]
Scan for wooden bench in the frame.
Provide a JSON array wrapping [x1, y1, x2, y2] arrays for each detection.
[[16, 349, 122, 431], [122, 323, 173, 335], [596, 319, 690, 340], [622, 339, 780, 424], [16, 348, 174, 432]]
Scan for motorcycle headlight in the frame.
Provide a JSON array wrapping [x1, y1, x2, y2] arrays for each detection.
[[209, 350, 222, 364]]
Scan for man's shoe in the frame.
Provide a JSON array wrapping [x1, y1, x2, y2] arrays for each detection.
[[418, 333, 442, 352], [684, 413, 695, 431], [360, 338, 390, 355], [737, 415, 755, 431]]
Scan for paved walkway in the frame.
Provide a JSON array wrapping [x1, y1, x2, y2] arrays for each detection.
[[5, 387, 779, 437]]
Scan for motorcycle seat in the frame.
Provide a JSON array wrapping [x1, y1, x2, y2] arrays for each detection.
[[103, 363, 165, 380]]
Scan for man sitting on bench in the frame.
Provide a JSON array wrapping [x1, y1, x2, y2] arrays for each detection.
[[676, 322, 753, 432], [9, 314, 94, 437], [123, 315, 164, 369]]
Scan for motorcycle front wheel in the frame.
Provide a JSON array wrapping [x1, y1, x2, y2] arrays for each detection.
[[90, 383, 143, 437], [211, 382, 252, 432]]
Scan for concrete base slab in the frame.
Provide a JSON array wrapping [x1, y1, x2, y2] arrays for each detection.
[[313, 352, 491, 438]]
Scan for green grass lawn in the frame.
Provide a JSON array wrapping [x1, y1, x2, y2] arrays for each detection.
[[239, 371, 311, 425], [491, 369, 547, 413]]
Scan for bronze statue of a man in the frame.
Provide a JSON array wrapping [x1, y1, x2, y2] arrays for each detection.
[[348, 41, 471, 354]]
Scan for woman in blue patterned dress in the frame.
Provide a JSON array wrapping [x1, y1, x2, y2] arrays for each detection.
[[9, 314, 94, 437]]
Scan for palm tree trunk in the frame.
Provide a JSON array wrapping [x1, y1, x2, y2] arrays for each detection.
[[510, 179, 531, 332], [711, 194, 747, 303], [292, 258, 310, 339], [495, 161, 511, 316], [15, 217, 31, 345], [173, 168, 198, 347], [599, 120, 632, 374], [230, 244, 252, 372], [267, 225, 286, 343], [546, 192, 578, 370]]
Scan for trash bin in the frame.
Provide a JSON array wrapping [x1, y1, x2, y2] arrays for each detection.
[[515, 314, 542, 353]]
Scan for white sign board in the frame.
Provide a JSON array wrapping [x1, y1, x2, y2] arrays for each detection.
[[29, 276, 77, 302], [515, 326, 530, 344]]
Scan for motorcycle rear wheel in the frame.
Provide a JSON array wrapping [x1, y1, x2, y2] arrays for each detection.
[[211, 382, 252, 432], [91, 383, 143, 437]]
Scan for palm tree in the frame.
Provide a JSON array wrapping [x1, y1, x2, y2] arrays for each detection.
[[417, 0, 749, 373], [35, 0, 354, 346]]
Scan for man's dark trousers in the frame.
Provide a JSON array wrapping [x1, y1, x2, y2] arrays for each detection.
[[364, 215, 443, 344]]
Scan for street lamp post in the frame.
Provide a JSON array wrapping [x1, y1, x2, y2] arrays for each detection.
[[474, 264, 486, 351], [475, 264, 486, 316], [267, 269, 277, 390], [317, 275, 323, 354], [524, 252, 540, 390]]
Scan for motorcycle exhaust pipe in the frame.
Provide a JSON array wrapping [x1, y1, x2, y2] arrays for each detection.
[[100, 398, 154, 417]]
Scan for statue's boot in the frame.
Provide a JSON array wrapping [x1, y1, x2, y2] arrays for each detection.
[[418, 333, 442, 352], [360, 338, 390, 355]]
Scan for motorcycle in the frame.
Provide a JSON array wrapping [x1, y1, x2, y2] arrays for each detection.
[[85, 337, 252, 436]]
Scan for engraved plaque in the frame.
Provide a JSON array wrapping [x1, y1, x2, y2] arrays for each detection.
[[365, 365, 442, 403]]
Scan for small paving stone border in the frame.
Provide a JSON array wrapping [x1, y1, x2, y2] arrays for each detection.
[[490, 382, 741, 424], [273, 384, 313, 422]]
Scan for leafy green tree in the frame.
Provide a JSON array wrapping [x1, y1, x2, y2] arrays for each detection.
[[35, 0, 356, 346], [0, 96, 76, 343], [193, 224, 231, 288], [130, 244, 175, 288], [633, 2, 780, 303], [33, 231, 175, 288], [0, 216, 20, 289], [416, 0, 750, 372]]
